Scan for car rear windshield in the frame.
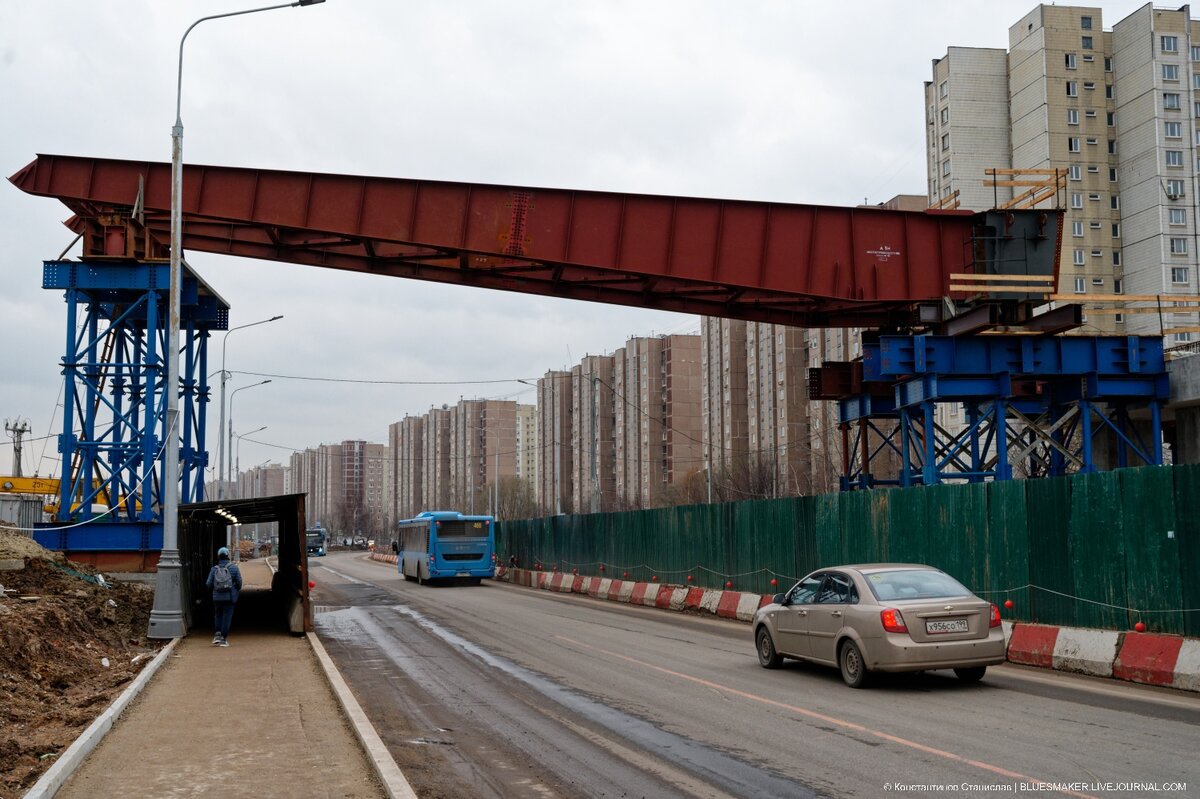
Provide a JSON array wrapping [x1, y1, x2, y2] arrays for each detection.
[[864, 570, 972, 601]]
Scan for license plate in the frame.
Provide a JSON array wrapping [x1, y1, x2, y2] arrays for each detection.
[[456, 571, 470, 577], [926, 618, 968, 634]]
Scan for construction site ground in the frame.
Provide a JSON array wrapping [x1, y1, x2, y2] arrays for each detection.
[[0, 524, 164, 797]]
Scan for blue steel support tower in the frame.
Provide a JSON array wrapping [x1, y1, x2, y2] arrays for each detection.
[[37, 260, 226, 553]]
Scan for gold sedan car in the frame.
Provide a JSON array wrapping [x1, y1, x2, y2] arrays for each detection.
[[753, 564, 1005, 688]]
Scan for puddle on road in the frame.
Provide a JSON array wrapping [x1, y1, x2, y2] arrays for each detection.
[[319, 604, 811, 799]]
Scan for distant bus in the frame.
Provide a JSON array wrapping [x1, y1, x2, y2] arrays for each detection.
[[306, 524, 327, 557], [395, 511, 495, 585]]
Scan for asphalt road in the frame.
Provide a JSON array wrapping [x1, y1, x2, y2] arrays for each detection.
[[311, 551, 1200, 799]]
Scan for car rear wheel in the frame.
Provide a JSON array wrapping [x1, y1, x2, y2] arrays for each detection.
[[756, 627, 783, 669], [954, 666, 986, 683], [839, 640, 871, 688]]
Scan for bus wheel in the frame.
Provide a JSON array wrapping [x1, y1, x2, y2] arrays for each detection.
[[416, 568, 424, 586], [401, 560, 414, 582]]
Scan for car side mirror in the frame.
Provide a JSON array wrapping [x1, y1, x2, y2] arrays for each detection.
[[773, 592, 788, 606]]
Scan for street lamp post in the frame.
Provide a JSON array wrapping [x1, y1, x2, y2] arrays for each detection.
[[227, 379, 271, 492], [149, 0, 326, 640], [233, 425, 268, 497], [218, 315, 282, 500]]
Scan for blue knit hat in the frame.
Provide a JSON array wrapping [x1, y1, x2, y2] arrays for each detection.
[[217, 546, 230, 558]]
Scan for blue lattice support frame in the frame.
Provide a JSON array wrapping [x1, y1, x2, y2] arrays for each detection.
[[836, 334, 1169, 488], [38, 260, 226, 552]]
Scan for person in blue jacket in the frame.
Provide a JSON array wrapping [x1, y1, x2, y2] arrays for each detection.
[[205, 546, 243, 647]]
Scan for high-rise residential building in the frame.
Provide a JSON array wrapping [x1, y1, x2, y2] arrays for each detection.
[[660, 334, 703, 492], [515, 403, 537, 486], [449, 399, 521, 515], [746, 323, 811, 496], [929, 4, 1200, 342], [389, 415, 424, 521], [535, 371, 572, 514], [422, 407, 452, 512], [571, 355, 616, 513], [700, 317, 749, 486]]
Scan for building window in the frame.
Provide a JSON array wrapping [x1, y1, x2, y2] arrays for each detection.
[[1068, 164, 1082, 180], [1105, 56, 1113, 71], [1171, 238, 1189, 255], [1072, 221, 1084, 237], [1073, 249, 1085, 265], [1081, 15, 1093, 29], [942, 159, 950, 176], [1067, 108, 1079, 125], [1112, 223, 1121, 238], [1068, 136, 1081, 152], [1172, 266, 1191, 283], [1115, 313, 1125, 324], [1115, 278, 1123, 294], [1167, 179, 1186, 198], [1106, 84, 1114, 99], [1170, 208, 1187, 225], [1107, 111, 1115, 126], [1065, 52, 1077, 69], [1092, 277, 1104, 285], [1082, 36, 1093, 50], [1164, 64, 1180, 81], [1071, 192, 1084, 209], [1167, 150, 1184, 167], [1108, 140, 1117, 154], [1083, 81, 1095, 91], [1165, 92, 1182, 110], [941, 133, 949, 150], [1074, 277, 1086, 293], [1089, 221, 1102, 229], [940, 106, 949, 124], [1083, 54, 1095, 63], [939, 81, 948, 99], [1067, 81, 1078, 97], [1166, 121, 1183, 138], [1195, 102, 1200, 118], [1113, 252, 1122, 268], [1110, 168, 1118, 182], [1091, 250, 1103, 260], [1088, 192, 1101, 202], [1162, 35, 1179, 53], [1111, 195, 1120, 210], [1174, 333, 1195, 343]]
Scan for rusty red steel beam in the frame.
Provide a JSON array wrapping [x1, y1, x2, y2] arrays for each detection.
[[10, 154, 983, 327]]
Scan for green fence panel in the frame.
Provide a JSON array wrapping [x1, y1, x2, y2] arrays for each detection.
[[839, 490, 876, 565], [922, 482, 987, 587], [1069, 470, 1128, 630], [886, 485, 929, 565], [1024, 475, 1073, 625], [791, 495, 818, 583], [1174, 464, 1200, 637], [814, 492, 842, 567], [1119, 467, 1183, 634], [982, 479, 1030, 612]]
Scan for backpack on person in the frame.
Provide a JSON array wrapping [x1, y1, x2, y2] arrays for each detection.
[[213, 562, 233, 594]]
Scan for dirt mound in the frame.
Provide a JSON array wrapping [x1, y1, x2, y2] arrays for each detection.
[[0, 526, 164, 797]]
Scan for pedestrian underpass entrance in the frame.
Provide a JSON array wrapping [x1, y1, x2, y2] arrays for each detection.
[[177, 493, 312, 634]]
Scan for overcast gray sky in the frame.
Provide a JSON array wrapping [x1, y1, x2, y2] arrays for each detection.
[[0, 0, 1153, 480]]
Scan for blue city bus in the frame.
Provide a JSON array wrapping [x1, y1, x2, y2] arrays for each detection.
[[305, 523, 327, 557], [395, 511, 495, 585]]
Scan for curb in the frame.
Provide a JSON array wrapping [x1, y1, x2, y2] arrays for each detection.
[[496, 568, 1199, 693], [22, 638, 180, 799], [308, 633, 417, 799]]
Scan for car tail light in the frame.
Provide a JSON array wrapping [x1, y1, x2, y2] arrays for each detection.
[[989, 603, 1002, 628], [880, 608, 908, 633]]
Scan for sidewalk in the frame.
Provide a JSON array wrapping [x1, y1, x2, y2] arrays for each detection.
[[26, 559, 412, 799]]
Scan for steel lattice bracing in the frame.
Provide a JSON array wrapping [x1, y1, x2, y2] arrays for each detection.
[[818, 335, 1169, 488], [9, 154, 1062, 329], [34, 260, 225, 555]]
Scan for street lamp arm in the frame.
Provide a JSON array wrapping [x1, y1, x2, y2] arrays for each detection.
[[176, 3, 304, 123]]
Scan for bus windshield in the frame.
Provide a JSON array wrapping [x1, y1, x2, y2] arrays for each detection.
[[437, 519, 489, 538]]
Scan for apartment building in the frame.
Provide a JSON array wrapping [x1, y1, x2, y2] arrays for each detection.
[[515, 403, 537, 489], [700, 317, 749, 485], [929, 4, 1200, 342], [746, 323, 811, 496], [449, 399, 521, 515], [535, 371, 572, 514], [422, 407, 452, 511], [388, 415, 424, 521], [570, 355, 616, 513]]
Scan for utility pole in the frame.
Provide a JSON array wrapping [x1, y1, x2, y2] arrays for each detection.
[[5, 419, 31, 477]]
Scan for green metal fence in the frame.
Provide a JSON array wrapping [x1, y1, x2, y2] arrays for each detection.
[[497, 464, 1200, 636]]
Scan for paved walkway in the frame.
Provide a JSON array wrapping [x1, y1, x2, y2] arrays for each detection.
[[35, 560, 408, 799]]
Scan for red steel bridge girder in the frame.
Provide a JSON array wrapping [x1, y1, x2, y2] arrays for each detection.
[[11, 154, 1013, 328]]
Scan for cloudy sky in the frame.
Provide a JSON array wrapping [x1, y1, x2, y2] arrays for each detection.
[[0, 0, 1153, 480]]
